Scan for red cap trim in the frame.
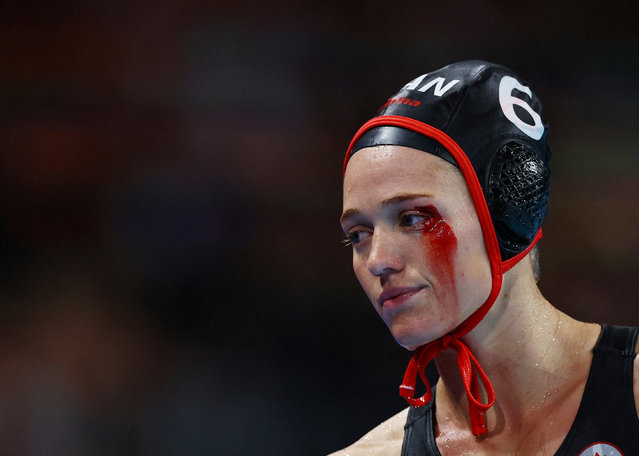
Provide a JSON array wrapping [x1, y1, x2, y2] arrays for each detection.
[[344, 115, 509, 436]]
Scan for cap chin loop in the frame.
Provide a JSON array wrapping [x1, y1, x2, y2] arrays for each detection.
[[345, 115, 542, 436]]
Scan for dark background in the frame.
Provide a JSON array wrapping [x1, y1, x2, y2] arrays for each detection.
[[1, 1, 638, 454]]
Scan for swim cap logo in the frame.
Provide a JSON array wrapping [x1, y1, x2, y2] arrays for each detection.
[[403, 74, 460, 96], [578, 441, 624, 456], [498, 75, 544, 140], [379, 97, 421, 110], [381, 74, 459, 111]]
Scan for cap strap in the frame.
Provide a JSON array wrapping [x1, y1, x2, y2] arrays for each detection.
[[399, 336, 495, 436], [346, 116, 505, 436]]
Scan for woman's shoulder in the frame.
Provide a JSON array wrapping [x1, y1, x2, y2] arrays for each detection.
[[327, 407, 409, 456]]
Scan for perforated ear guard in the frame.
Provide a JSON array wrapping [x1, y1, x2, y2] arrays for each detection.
[[487, 140, 551, 259]]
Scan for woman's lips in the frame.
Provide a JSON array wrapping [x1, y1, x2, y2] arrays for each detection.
[[378, 287, 425, 311]]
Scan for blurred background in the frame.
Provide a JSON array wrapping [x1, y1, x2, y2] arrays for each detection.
[[1, 1, 638, 454]]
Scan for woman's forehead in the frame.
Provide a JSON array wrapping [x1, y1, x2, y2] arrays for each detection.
[[343, 145, 463, 195]]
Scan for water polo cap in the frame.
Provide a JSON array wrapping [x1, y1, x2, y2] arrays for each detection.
[[343, 60, 551, 436]]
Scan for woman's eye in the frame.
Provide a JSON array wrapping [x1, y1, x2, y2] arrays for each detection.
[[344, 230, 369, 246], [348, 231, 363, 245], [400, 213, 428, 227]]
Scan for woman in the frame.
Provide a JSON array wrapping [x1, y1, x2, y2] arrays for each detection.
[[333, 61, 639, 455]]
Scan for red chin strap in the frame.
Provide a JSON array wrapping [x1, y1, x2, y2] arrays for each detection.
[[345, 116, 542, 436]]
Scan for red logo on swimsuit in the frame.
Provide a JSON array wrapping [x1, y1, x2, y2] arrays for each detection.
[[578, 442, 624, 456]]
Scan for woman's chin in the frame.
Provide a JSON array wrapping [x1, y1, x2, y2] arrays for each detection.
[[389, 325, 435, 351], [384, 305, 450, 351]]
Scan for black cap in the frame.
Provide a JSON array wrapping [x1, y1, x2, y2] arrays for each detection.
[[346, 60, 551, 261]]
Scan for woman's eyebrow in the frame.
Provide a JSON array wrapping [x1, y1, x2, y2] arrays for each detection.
[[341, 193, 434, 224], [340, 208, 360, 224], [380, 192, 434, 207]]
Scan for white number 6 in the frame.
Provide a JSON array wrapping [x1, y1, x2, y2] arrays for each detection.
[[498, 76, 544, 140]]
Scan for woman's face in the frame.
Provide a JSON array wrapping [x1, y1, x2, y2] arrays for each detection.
[[341, 145, 492, 350]]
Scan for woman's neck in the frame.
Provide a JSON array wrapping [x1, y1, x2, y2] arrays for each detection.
[[433, 258, 600, 437]]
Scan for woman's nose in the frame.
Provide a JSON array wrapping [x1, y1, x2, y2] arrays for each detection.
[[367, 230, 405, 278]]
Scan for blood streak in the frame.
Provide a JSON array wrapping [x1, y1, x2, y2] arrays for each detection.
[[416, 206, 458, 307]]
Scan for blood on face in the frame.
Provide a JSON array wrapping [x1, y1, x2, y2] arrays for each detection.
[[417, 206, 458, 307]]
